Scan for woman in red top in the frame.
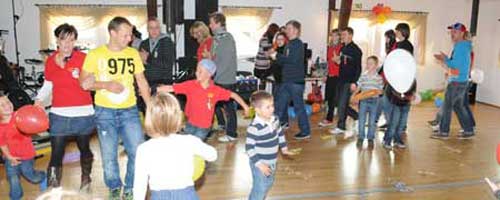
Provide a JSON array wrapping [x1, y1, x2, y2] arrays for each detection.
[[319, 29, 342, 127], [34, 24, 95, 191], [190, 21, 213, 62]]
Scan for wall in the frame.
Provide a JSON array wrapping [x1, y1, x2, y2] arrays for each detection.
[[1, 0, 497, 96], [475, 0, 500, 106]]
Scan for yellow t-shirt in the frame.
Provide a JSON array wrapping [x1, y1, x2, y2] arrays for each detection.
[[82, 45, 145, 109]]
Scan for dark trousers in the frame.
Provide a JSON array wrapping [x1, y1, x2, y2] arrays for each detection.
[[275, 82, 311, 135], [336, 82, 358, 130], [324, 76, 339, 121], [215, 83, 238, 138], [48, 135, 93, 167]]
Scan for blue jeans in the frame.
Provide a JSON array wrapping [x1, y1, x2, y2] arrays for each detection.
[[439, 82, 474, 134], [273, 83, 289, 125], [95, 106, 144, 192], [184, 122, 211, 140], [358, 97, 379, 140], [275, 82, 310, 135], [336, 83, 358, 130], [151, 186, 199, 200], [49, 113, 95, 136], [5, 159, 46, 200], [214, 83, 238, 138], [464, 82, 476, 127], [375, 94, 390, 123], [384, 103, 410, 144], [249, 162, 276, 200]]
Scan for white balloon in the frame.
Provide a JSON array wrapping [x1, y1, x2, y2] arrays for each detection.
[[470, 68, 484, 84], [384, 49, 417, 93]]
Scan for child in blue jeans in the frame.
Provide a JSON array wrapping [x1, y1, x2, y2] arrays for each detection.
[[353, 56, 383, 146], [0, 95, 47, 200], [246, 91, 295, 200]]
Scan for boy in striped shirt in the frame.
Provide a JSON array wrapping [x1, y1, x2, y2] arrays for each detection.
[[246, 91, 294, 200]]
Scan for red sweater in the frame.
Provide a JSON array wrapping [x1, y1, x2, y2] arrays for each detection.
[[197, 38, 213, 62], [0, 114, 36, 160], [45, 51, 93, 107], [327, 44, 342, 77]]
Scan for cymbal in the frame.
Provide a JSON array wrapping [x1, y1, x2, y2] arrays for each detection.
[[24, 59, 43, 65]]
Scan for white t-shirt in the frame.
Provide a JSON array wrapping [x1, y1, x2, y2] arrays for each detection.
[[133, 134, 217, 199]]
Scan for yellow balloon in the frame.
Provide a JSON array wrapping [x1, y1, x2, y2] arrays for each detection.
[[193, 155, 206, 181], [376, 14, 387, 23]]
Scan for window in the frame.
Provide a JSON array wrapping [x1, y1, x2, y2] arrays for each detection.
[[330, 10, 428, 64], [222, 7, 274, 58], [38, 5, 148, 51]]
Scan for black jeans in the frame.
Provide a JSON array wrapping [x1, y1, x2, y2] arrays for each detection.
[[214, 83, 238, 138], [324, 76, 339, 121], [336, 82, 358, 130], [48, 135, 93, 167]]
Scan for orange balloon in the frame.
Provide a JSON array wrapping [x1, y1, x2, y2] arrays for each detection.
[[383, 6, 392, 15], [15, 105, 49, 135], [376, 14, 387, 23], [312, 103, 321, 113]]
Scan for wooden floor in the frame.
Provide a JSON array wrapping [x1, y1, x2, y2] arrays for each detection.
[[1, 102, 500, 200]]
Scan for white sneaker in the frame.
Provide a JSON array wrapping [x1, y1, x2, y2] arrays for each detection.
[[431, 124, 439, 132], [330, 128, 345, 135], [318, 120, 334, 127], [218, 135, 236, 143]]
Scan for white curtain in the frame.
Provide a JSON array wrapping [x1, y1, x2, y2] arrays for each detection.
[[38, 5, 148, 51], [330, 10, 428, 65], [221, 6, 274, 58]]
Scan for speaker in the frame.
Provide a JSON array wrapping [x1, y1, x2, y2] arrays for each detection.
[[196, 0, 218, 24]]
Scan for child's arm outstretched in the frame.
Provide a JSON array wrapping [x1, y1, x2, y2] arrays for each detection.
[[230, 92, 250, 116], [156, 85, 174, 93], [0, 146, 20, 166]]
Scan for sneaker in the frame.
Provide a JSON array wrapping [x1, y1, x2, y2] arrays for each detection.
[[218, 135, 237, 143], [294, 132, 311, 140], [378, 124, 388, 130], [123, 191, 133, 200], [356, 139, 363, 146], [109, 188, 121, 200], [318, 120, 334, 127], [458, 133, 475, 140], [431, 124, 440, 132], [329, 128, 345, 135], [427, 120, 438, 126], [39, 177, 47, 192], [281, 123, 290, 130], [368, 139, 374, 147], [430, 133, 449, 140], [383, 142, 392, 149], [394, 142, 406, 149]]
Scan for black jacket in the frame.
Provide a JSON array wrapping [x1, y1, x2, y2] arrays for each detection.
[[339, 42, 362, 84], [139, 36, 175, 84], [276, 38, 305, 84]]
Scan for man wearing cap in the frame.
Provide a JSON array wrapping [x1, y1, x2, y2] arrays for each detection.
[[431, 22, 475, 140], [157, 59, 250, 140]]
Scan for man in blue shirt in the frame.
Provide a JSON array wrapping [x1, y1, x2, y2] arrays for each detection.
[[270, 20, 311, 140], [432, 22, 474, 139]]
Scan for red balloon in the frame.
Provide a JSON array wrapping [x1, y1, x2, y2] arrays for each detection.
[[497, 143, 500, 165], [15, 105, 49, 135]]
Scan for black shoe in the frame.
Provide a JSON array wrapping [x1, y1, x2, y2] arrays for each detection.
[[427, 120, 438, 126], [281, 123, 290, 130], [458, 133, 475, 140], [47, 166, 62, 188], [294, 132, 311, 140], [356, 139, 364, 146], [80, 157, 93, 192], [368, 139, 374, 147], [378, 124, 388, 130], [430, 133, 449, 140]]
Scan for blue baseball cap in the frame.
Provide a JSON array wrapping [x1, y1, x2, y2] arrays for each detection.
[[199, 59, 217, 75], [447, 22, 467, 32]]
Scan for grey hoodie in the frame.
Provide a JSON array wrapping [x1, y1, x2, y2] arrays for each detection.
[[211, 27, 237, 85]]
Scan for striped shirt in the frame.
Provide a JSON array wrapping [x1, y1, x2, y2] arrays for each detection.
[[357, 70, 383, 92], [254, 36, 272, 70], [246, 115, 287, 166]]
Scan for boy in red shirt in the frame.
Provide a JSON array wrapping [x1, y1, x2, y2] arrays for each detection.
[[157, 59, 250, 140], [0, 95, 47, 199]]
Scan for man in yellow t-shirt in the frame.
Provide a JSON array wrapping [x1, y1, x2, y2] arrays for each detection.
[[79, 16, 150, 200]]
